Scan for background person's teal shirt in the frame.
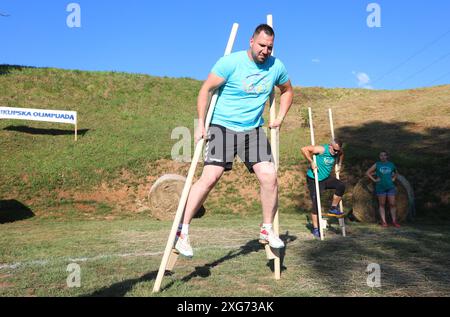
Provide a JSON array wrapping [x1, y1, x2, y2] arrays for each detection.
[[375, 161, 397, 191], [210, 50, 289, 132], [307, 144, 337, 181]]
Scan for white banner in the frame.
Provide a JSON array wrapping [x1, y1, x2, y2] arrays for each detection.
[[0, 106, 77, 125]]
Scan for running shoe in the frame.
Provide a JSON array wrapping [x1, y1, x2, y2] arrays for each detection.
[[259, 227, 285, 249], [326, 206, 344, 218], [312, 228, 321, 239], [175, 233, 193, 257]]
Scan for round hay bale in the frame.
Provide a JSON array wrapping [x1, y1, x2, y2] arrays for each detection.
[[148, 174, 205, 221], [397, 174, 416, 220], [352, 175, 412, 223], [352, 178, 378, 223]]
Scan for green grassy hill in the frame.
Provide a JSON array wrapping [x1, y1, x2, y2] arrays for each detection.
[[1, 65, 450, 297], [1, 65, 449, 220]]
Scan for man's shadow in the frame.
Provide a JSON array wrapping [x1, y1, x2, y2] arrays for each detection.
[[162, 231, 297, 291], [85, 270, 165, 297], [84, 232, 297, 297]]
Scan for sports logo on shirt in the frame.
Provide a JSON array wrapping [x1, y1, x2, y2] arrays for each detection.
[[242, 74, 270, 94], [323, 158, 334, 166], [379, 167, 392, 174]]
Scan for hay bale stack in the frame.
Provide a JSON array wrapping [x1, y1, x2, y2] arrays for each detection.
[[148, 174, 205, 221], [352, 175, 413, 223]]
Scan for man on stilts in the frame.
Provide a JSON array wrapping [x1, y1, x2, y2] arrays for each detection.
[[176, 24, 294, 256], [301, 139, 346, 239]]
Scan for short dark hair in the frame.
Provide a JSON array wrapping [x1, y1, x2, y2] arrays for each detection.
[[380, 150, 389, 156], [253, 24, 275, 38], [333, 138, 343, 148]]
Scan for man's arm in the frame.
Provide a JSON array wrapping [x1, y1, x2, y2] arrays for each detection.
[[336, 150, 344, 173], [301, 145, 325, 171], [196, 73, 225, 142], [269, 80, 294, 128]]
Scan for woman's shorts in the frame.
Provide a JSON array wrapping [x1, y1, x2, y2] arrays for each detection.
[[376, 187, 396, 197]]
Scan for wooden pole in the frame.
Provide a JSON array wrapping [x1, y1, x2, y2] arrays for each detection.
[[328, 109, 346, 237], [152, 23, 239, 293], [308, 107, 325, 240], [266, 14, 281, 280]]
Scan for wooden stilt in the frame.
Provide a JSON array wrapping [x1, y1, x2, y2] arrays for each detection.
[[328, 109, 346, 237], [267, 14, 281, 280], [152, 23, 239, 293], [308, 107, 325, 240]]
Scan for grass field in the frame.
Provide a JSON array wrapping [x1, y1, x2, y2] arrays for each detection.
[[1, 65, 450, 296], [1, 213, 449, 297]]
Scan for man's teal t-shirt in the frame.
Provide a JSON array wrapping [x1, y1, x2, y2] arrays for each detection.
[[210, 50, 289, 132], [307, 144, 337, 181], [375, 161, 396, 191]]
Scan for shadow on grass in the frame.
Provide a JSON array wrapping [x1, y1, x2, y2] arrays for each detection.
[[305, 214, 346, 236], [3, 125, 89, 137], [0, 200, 35, 224], [294, 121, 450, 220], [338, 121, 450, 218], [266, 231, 297, 273], [301, 222, 450, 296], [83, 232, 297, 296], [162, 232, 297, 292], [84, 270, 163, 297], [0, 64, 35, 75]]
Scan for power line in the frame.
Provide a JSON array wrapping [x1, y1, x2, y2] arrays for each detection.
[[426, 70, 450, 86], [397, 51, 450, 87], [372, 28, 450, 85]]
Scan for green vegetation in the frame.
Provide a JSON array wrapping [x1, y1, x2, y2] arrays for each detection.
[[0, 65, 201, 195], [1, 65, 449, 296], [1, 214, 449, 296], [1, 65, 449, 217]]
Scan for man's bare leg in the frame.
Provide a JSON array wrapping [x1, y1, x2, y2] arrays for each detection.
[[253, 162, 284, 248], [253, 162, 278, 223], [182, 165, 225, 224], [312, 214, 319, 228], [331, 195, 342, 207], [176, 165, 225, 257]]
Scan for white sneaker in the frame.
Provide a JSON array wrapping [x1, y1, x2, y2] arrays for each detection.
[[259, 227, 285, 249], [175, 233, 193, 257]]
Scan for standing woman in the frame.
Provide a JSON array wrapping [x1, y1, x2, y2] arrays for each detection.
[[366, 151, 400, 228]]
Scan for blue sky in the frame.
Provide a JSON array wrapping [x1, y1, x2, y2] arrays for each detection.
[[1, 0, 449, 90]]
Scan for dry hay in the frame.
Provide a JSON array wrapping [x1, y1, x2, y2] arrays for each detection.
[[148, 174, 205, 221], [397, 174, 416, 219], [352, 175, 414, 223]]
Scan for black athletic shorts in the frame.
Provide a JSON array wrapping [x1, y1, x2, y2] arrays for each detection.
[[204, 124, 274, 173], [306, 176, 346, 214]]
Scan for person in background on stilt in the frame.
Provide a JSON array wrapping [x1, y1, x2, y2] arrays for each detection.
[[301, 139, 346, 239], [175, 24, 294, 257], [366, 150, 400, 228]]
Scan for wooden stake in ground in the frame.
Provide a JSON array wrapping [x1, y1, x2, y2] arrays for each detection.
[[266, 14, 281, 280], [328, 108, 346, 237], [152, 23, 239, 293], [308, 107, 325, 240]]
